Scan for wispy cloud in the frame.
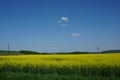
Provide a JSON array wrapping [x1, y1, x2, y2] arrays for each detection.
[[57, 17, 69, 27], [72, 33, 80, 37], [61, 17, 69, 22]]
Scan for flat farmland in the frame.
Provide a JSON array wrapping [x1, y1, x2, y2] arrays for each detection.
[[0, 53, 120, 80]]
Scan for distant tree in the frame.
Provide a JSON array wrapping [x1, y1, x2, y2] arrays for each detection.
[[19, 50, 40, 54]]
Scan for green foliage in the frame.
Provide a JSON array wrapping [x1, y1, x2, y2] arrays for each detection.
[[56, 51, 91, 54], [1, 49, 120, 55], [19, 50, 40, 54], [0, 50, 22, 55], [0, 72, 120, 80], [101, 49, 120, 53], [0, 64, 120, 77]]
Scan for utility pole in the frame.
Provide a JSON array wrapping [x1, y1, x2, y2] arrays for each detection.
[[97, 45, 99, 53], [8, 43, 10, 54]]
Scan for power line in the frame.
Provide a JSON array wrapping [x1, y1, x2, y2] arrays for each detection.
[[97, 45, 99, 53], [8, 43, 10, 54]]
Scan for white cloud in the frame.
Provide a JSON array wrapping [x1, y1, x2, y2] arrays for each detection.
[[57, 17, 69, 23], [72, 33, 80, 37], [61, 17, 69, 22], [57, 17, 69, 27]]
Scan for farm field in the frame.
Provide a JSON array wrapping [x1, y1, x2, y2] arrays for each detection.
[[0, 53, 120, 80]]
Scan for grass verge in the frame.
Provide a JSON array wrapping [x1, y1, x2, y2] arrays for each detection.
[[0, 72, 120, 80]]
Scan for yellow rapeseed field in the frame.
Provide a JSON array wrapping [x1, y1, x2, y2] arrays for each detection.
[[0, 53, 120, 77], [0, 53, 120, 67]]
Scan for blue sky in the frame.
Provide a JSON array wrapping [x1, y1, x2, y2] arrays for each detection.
[[0, 0, 120, 52]]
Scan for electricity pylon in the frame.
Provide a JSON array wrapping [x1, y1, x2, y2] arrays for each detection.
[[8, 43, 10, 54], [97, 45, 99, 53]]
